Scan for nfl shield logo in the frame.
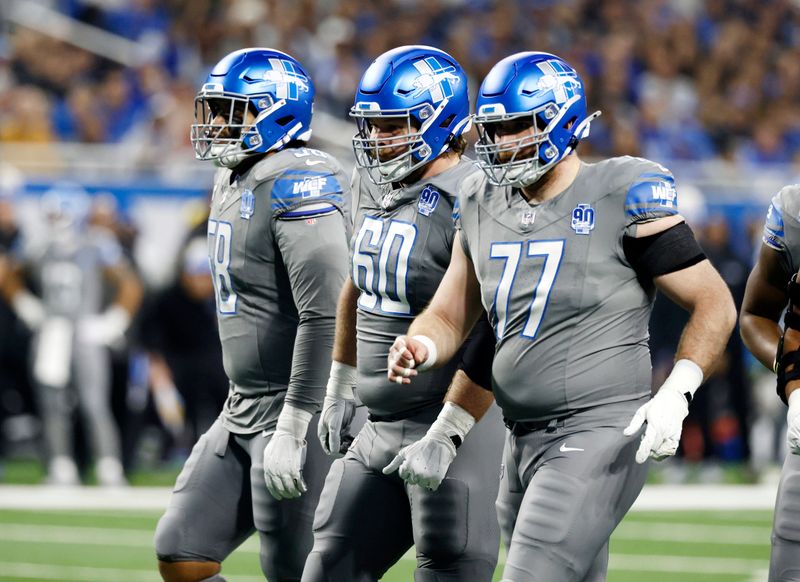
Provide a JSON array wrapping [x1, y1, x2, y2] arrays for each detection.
[[418, 185, 440, 217], [520, 209, 535, 227], [571, 203, 595, 235], [240, 189, 255, 220]]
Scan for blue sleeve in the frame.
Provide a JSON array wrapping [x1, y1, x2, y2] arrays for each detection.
[[763, 193, 786, 252], [271, 168, 345, 220], [624, 170, 680, 224]]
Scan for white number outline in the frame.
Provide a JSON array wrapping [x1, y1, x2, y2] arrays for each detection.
[[489, 239, 565, 341], [207, 219, 238, 315], [352, 217, 418, 315]]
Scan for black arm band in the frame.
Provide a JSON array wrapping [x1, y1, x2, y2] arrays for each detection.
[[459, 314, 496, 392], [623, 221, 706, 279]]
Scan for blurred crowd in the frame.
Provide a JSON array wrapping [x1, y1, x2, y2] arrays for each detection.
[[0, 0, 798, 484], [3, 0, 800, 167]]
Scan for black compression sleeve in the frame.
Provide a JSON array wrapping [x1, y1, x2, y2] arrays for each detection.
[[459, 314, 496, 391], [623, 221, 706, 279]]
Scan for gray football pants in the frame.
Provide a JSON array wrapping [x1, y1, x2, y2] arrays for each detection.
[[39, 340, 121, 462], [155, 413, 336, 581], [303, 403, 505, 582], [769, 451, 800, 581], [495, 399, 649, 582]]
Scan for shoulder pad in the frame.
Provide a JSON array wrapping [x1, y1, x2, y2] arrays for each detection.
[[617, 156, 679, 223], [763, 185, 800, 251], [271, 164, 346, 220]]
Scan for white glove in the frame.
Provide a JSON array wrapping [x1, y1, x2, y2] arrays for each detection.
[[383, 402, 475, 491], [78, 305, 130, 347], [263, 405, 311, 500], [787, 390, 800, 454], [624, 359, 703, 464], [12, 291, 45, 331], [318, 361, 357, 456], [153, 381, 185, 438]]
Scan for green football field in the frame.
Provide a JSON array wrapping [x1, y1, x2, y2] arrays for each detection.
[[0, 507, 772, 581]]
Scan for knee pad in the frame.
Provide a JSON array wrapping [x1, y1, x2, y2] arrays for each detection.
[[154, 509, 187, 562], [412, 479, 469, 564]]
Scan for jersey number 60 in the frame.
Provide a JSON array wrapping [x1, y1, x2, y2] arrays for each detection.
[[352, 217, 417, 315]]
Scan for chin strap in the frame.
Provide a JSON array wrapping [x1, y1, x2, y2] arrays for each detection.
[[777, 274, 800, 405]]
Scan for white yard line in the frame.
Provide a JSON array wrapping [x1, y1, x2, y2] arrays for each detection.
[[0, 483, 779, 511], [0, 562, 265, 582], [608, 554, 769, 576], [615, 521, 772, 545], [0, 523, 260, 553]]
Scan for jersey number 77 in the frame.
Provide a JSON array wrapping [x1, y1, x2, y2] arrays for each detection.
[[489, 239, 564, 341]]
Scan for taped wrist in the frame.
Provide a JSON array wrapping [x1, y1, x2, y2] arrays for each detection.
[[274, 405, 313, 439], [327, 361, 356, 400], [429, 402, 476, 449], [777, 274, 800, 404], [623, 222, 706, 279], [412, 335, 438, 372], [661, 359, 704, 405]]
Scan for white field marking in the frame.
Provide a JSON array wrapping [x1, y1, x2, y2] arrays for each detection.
[[750, 570, 770, 582], [608, 554, 769, 576], [633, 484, 776, 511], [0, 485, 171, 510], [614, 521, 772, 545], [0, 483, 777, 511], [0, 562, 266, 582], [0, 523, 260, 553]]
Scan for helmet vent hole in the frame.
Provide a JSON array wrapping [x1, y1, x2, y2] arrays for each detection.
[[439, 114, 456, 128], [276, 115, 294, 126]]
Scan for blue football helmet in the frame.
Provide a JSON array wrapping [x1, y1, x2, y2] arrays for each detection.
[[191, 48, 314, 168], [474, 52, 600, 187], [351, 45, 471, 185], [41, 182, 91, 235]]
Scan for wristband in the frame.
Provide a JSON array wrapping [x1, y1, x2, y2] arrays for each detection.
[[412, 335, 438, 372]]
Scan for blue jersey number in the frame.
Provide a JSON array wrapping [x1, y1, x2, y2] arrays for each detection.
[[490, 239, 564, 340], [352, 217, 417, 315], [207, 219, 238, 314]]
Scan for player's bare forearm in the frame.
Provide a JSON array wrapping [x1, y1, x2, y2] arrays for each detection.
[[406, 236, 484, 364], [332, 278, 359, 367], [655, 259, 737, 376], [740, 245, 792, 370], [444, 369, 494, 422]]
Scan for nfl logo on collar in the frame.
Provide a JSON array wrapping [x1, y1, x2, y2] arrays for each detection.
[[571, 203, 595, 235], [240, 189, 255, 220], [418, 185, 440, 216]]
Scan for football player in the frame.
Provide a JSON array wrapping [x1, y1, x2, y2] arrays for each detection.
[[740, 186, 800, 581], [388, 51, 737, 581], [303, 46, 505, 581], [154, 48, 351, 582], [4, 184, 141, 487]]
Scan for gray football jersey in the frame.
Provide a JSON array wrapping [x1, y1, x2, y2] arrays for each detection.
[[208, 147, 350, 432], [763, 184, 800, 278], [30, 228, 123, 319], [351, 159, 483, 417], [460, 156, 682, 422]]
